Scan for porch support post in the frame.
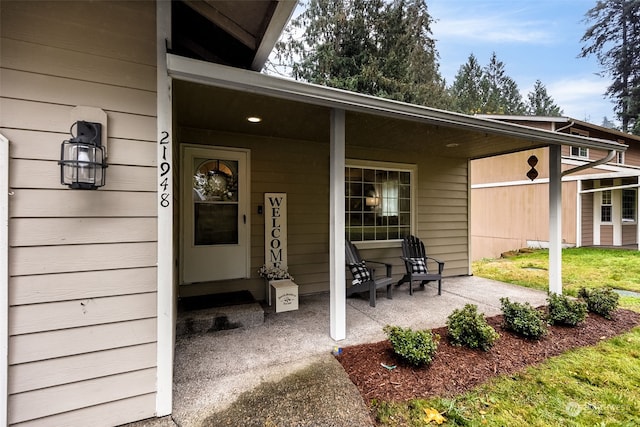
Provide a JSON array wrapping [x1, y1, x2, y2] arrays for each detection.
[[549, 144, 562, 294], [156, 1, 174, 416], [329, 109, 346, 341]]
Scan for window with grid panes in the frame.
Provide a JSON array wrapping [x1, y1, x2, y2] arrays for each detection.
[[623, 189, 636, 222], [601, 190, 612, 222], [345, 163, 413, 242]]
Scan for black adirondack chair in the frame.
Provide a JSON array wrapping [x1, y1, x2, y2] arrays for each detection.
[[345, 240, 393, 307], [397, 235, 444, 296]]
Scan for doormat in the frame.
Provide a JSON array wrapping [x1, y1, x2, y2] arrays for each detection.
[[179, 290, 256, 312]]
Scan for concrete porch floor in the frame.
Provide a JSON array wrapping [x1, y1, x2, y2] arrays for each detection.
[[129, 276, 548, 426]]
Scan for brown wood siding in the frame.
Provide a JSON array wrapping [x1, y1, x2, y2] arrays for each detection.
[[622, 224, 637, 245], [1, 1, 157, 425], [623, 143, 640, 166], [179, 127, 470, 298], [600, 225, 614, 245], [581, 193, 594, 246]]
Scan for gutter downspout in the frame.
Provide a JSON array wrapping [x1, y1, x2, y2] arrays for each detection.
[[561, 150, 617, 177], [555, 120, 575, 134]]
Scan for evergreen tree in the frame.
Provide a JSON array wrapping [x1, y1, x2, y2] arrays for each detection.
[[450, 52, 525, 115], [450, 54, 484, 114], [580, 0, 640, 134], [481, 52, 525, 115], [526, 80, 563, 116], [268, 0, 449, 109]]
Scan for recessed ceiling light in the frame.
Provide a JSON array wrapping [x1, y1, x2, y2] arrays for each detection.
[[247, 116, 262, 123], [445, 143, 459, 148]]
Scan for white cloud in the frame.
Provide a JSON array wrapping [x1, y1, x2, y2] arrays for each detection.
[[546, 76, 615, 122], [433, 16, 553, 44]]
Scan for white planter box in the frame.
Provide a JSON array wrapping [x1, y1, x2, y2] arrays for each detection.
[[269, 279, 298, 312]]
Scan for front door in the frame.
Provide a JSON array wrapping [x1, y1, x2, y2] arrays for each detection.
[[181, 145, 249, 284]]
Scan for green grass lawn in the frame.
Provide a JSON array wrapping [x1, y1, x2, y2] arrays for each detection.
[[473, 247, 640, 296], [374, 328, 640, 426], [374, 248, 640, 426]]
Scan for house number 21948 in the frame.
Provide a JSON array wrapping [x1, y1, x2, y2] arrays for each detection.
[[159, 131, 171, 208]]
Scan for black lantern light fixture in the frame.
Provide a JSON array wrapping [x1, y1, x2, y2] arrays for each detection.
[[59, 121, 107, 189]]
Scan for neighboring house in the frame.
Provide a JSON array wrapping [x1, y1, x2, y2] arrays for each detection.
[[0, 2, 627, 426], [471, 115, 640, 260]]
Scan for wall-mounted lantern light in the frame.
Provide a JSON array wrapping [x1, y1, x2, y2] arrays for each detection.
[[59, 121, 107, 189]]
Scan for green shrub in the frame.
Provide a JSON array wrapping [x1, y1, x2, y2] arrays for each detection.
[[547, 293, 588, 326], [577, 287, 620, 319], [446, 304, 499, 351], [500, 297, 547, 340], [383, 325, 439, 367]]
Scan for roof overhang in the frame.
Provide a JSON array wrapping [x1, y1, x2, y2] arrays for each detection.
[[168, 54, 628, 158], [173, 0, 296, 71], [477, 114, 640, 144]]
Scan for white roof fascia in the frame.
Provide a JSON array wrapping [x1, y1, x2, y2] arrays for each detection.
[[478, 114, 640, 143], [167, 54, 627, 153], [251, 1, 297, 71], [477, 114, 571, 123]]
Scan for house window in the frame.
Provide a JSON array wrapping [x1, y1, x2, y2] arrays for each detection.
[[345, 162, 414, 242], [622, 189, 636, 222], [570, 146, 588, 158], [617, 151, 625, 164], [601, 190, 612, 223]]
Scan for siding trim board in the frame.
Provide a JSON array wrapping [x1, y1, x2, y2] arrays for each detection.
[[1, 133, 10, 426]]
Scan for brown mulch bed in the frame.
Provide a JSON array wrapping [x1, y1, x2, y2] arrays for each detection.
[[336, 308, 640, 403]]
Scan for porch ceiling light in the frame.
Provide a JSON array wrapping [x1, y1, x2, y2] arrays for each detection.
[[59, 121, 107, 190], [247, 116, 262, 123]]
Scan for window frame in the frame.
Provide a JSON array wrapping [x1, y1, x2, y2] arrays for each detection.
[[601, 189, 612, 223], [622, 188, 636, 223], [345, 159, 417, 248], [570, 146, 589, 159], [569, 129, 589, 159]]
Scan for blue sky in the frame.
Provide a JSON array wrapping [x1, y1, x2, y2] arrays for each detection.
[[428, 0, 616, 124]]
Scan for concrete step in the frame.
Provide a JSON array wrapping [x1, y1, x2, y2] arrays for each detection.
[[176, 291, 264, 336], [176, 302, 264, 336]]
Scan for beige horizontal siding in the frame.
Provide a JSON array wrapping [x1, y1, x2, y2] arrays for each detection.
[[1, 0, 156, 66], [11, 159, 156, 191], [1, 38, 157, 91], [8, 368, 156, 424], [10, 217, 157, 247], [1, 128, 157, 167], [13, 393, 156, 427], [10, 293, 157, 335], [1, 98, 156, 141], [10, 242, 157, 276], [2, 1, 158, 424], [9, 318, 156, 365], [1, 68, 156, 116], [10, 267, 157, 305], [9, 190, 156, 217], [9, 343, 156, 394]]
